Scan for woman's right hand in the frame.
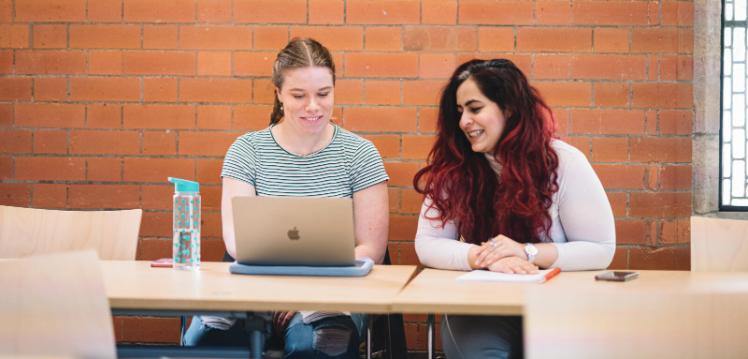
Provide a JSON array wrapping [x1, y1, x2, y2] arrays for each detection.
[[487, 256, 538, 274], [272, 311, 297, 335]]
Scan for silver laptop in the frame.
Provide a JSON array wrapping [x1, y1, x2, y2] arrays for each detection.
[[232, 196, 356, 266]]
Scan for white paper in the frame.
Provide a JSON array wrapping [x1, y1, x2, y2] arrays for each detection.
[[457, 269, 557, 283]]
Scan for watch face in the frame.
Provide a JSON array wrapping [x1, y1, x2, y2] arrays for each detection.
[[526, 244, 538, 255]]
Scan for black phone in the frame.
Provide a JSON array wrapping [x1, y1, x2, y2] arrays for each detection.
[[594, 271, 639, 282]]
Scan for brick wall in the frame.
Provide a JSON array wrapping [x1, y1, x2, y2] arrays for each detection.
[[0, 0, 694, 352]]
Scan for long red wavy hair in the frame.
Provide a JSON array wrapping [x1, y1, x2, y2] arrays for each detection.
[[413, 59, 559, 244]]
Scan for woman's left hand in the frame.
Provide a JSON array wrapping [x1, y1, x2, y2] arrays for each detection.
[[474, 234, 525, 268]]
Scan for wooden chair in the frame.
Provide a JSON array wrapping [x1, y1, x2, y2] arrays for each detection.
[[691, 215, 748, 272], [0, 205, 142, 260], [0, 250, 116, 358]]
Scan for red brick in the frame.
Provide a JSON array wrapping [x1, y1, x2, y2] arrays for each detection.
[[342, 107, 417, 132], [15, 103, 85, 128], [0, 130, 32, 153], [15, 51, 86, 74], [591, 137, 629, 162], [423, 0, 457, 24], [86, 104, 122, 129], [570, 109, 645, 135], [134, 238, 169, 260], [70, 130, 140, 155], [533, 55, 571, 79], [180, 26, 252, 50], [518, 28, 592, 52], [139, 211, 171, 237], [478, 27, 515, 52], [0, 50, 11, 74], [660, 217, 690, 245], [593, 164, 646, 190], [124, 105, 195, 129], [389, 214, 418, 241], [630, 137, 691, 162], [631, 28, 679, 53], [253, 26, 289, 50], [15, 0, 86, 21], [365, 27, 402, 51], [362, 134, 400, 159], [594, 82, 629, 107], [309, 0, 344, 24], [401, 189, 424, 214], [418, 108, 438, 133], [572, 1, 651, 25], [608, 247, 629, 269], [571, 54, 647, 80], [15, 157, 86, 181], [233, 52, 274, 76], [34, 78, 67, 101], [143, 26, 178, 49], [662, 0, 693, 26], [659, 165, 691, 190], [33, 25, 66, 49], [179, 132, 236, 156], [594, 28, 629, 53], [142, 131, 177, 155], [615, 219, 648, 245], [31, 184, 67, 209], [630, 192, 691, 217], [70, 78, 139, 101], [143, 78, 178, 102], [418, 53, 456, 79], [327, 81, 359, 106], [403, 26, 477, 51], [196, 159, 223, 184], [124, 158, 195, 182], [0, 184, 31, 207], [88, 51, 123, 74], [180, 79, 252, 103], [659, 110, 691, 135], [197, 0, 231, 22], [197, 106, 232, 130], [628, 246, 690, 270], [535, 81, 592, 107], [364, 80, 401, 105], [233, 0, 305, 23], [68, 184, 140, 209], [403, 80, 442, 106], [345, 53, 418, 78], [402, 135, 434, 160], [233, 105, 273, 130], [124, 0, 196, 22], [87, 0, 123, 21], [87, 158, 122, 182], [0, 0, 11, 22], [385, 162, 422, 187], [535, 0, 573, 25], [200, 185, 221, 210], [459, 0, 533, 24], [249, 79, 272, 105], [33, 130, 68, 154], [198, 51, 232, 76], [0, 156, 10, 180], [122, 51, 196, 75], [290, 27, 364, 51], [70, 25, 140, 49], [606, 191, 626, 217], [347, 0, 420, 24], [141, 185, 172, 210]]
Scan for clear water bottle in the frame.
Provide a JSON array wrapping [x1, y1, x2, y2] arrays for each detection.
[[168, 177, 201, 270]]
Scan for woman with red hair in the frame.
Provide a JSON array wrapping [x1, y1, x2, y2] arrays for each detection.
[[413, 59, 615, 358]]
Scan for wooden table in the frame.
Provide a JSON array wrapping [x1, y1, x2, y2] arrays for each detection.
[[102, 261, 417, 358], [392, 269, 748, 358]]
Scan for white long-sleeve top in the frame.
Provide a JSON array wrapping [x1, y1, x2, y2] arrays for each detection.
[[415, 140, 616, 272]]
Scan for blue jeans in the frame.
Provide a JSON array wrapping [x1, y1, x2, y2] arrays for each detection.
[[441, 314, 523, 359], [184, 313, 366, 359]]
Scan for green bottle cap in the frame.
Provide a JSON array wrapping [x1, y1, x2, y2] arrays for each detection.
[[168, 177, 199, 193]]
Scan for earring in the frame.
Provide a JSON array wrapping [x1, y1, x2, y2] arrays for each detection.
[[279, 103, 284, 112]]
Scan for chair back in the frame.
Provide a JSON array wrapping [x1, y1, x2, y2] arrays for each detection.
[[691, 215, 748, 271], [0, 205, 142, 260], [0, 250, 116, 358]]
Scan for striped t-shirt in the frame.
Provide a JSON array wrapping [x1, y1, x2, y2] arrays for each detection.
[[222, 124, 389, 197]]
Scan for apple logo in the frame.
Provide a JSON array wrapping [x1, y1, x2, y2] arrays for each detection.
[[287, 226, 300, 240]]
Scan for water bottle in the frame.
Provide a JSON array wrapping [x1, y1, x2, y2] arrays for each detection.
[[168, 177, 201, 270]]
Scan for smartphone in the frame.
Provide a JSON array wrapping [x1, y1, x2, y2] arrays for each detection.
[[594, 271, 639, 282]]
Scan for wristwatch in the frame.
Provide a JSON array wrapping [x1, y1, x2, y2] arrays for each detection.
[[524, 243, 538, 264]]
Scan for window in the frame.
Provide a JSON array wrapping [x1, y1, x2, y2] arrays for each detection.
[[721, 0, 748, 209]]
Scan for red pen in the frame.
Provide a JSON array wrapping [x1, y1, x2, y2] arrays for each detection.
[[542, 267, 561, 283]]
